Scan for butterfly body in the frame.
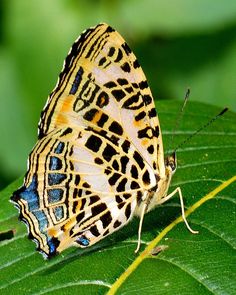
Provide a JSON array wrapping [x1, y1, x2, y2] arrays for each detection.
[[11, 23, 180, 258]]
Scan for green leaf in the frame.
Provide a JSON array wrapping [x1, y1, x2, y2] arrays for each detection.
[[0, 100, 235, 295]]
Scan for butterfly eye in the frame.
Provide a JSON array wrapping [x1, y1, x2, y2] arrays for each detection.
[[169, 161, 176, 172], [165, 153, 177, 172]]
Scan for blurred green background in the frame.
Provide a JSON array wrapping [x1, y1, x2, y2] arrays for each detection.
[[0, 0, 236, 190]]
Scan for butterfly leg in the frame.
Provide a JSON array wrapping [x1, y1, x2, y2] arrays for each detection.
[[135, 202, 147, 254], [158, 187, 198, 234]]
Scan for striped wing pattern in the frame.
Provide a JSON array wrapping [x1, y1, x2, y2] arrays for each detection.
[[11, 23, 164, 258]]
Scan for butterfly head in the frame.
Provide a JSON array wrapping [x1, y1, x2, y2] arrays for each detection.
[[165, 152, 177, 174]]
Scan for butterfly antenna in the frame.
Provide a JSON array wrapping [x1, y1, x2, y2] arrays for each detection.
[[175, 107, 228, 153], [169, 89, 190, 153]]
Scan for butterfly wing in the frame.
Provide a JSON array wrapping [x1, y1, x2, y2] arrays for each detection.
[[39, 23, 165, 176], [12, 126, 156, 257], [12, 23, 164, 257]]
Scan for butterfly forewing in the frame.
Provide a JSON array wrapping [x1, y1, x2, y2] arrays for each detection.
[[12, 23, 164, 257], [39, 23, 165, 176]]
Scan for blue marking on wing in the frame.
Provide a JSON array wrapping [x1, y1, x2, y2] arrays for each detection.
[[33, 210, 48, 232], [47, 237, 60, 256], [76, 235, 90, 246], [54, 142, 65, 154], [47, 188, 64, 203], [49, 156, 62, 170], [69, 67, 83, 94], [48, 239, 56, 254], [53, 206, 64, 221], [19, 175, 40, 211], [48, 173, 66, 186]]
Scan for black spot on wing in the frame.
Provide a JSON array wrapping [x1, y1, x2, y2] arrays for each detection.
[[97, 113, 109, 128], [143, 94, 152, 105], [105, 168, 112, 175], [75, 175, 80, 185], [148, 108, 157, 118], [121, 140, 130, 153], [154, 126, 159, 137], [118, 202, 125, 209], [108, 173, 121, 186], [120, 155, 129, 173], [103, 229, 109, 236], [104, 81, 117, 88], [108, 46, 115, 57], [147, 145, 154, 154], [95, 157, 104, 165], [100, 211, 112, 228], [122, 42, 132, 55], [72, 200, 79, 214], [133, 151, 145, 169], [122, 94, 140, 109], [108, 121, 123, 135], [142, 170, 151, 185], [83, 108, 98, 121], [83, 182, 91, 188], [131, 181, 140, 190], [114, 220, 122, 228], [61, 128, 73, 136], [133, 59, 140, 68], [121, 62, 131, 73], [138, 127, 154, 139], [124, 86, 133, 93], [91, 202, 107, 216], [106, 26, 115, 33], [96, 92, 109, 108], [123, 193, 132, 199], [89, 195, 100, 205], [135, 111, 146, 121], [125, 203, 131, 219], [98, 57, 107, 66], [102, 143, 118, 162], [115, 195, 123, 204], [117, 178, 128, 192], [90, 225, 100, 237], [112, 159, 119, 170], [117, 78, 128, 86], [139, 80, 148, 90], [112, 89, 126, 101], [76, 211, 85, 223], [114, 48, 123, 62], [131, 165, 138, 179], [85, 135, 103, 152]]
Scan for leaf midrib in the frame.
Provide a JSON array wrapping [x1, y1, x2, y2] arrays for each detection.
[[106, 175, 236, 295]]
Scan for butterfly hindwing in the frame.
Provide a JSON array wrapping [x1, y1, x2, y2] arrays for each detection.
[[12, 126, 156, 256]]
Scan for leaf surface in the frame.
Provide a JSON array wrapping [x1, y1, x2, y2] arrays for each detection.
[[0, 101, 235, 295]]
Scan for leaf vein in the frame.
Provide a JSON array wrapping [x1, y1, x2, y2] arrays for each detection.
[[31, 280, 111, 295]]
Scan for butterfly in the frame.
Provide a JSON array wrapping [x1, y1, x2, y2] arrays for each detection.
[[11, 23, 197, 258]]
